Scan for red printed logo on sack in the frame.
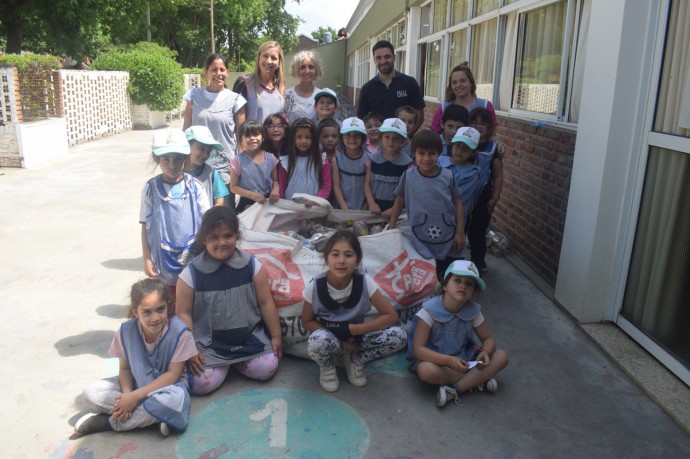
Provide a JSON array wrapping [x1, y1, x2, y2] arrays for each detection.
[[243, 248, 304, 308], [374, 250, 437, 307]]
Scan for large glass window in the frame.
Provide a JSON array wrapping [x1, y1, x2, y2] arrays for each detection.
[[512, 2, 567, 115], [471, 18, 497, 101], [420, 4, 432, 37], [434, 0, 449, 33], [621, 0, 690, 381], [452, 0, 469, 24], [473, 0, 498, 17], [422, 40, 443, 98], [449, 29, 468, 70]]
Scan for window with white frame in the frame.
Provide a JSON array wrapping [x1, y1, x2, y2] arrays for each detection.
[[356, 45, 370, 89], [413, 0, 588, 123]]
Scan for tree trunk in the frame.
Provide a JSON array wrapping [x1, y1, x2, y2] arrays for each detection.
[[4, 11, 25, 54]]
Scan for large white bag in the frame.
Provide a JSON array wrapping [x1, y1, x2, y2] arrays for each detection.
[[238, 200, 438, 346]]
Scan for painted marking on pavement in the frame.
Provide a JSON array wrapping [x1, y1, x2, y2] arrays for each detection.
[[176, 388, 369, 458]]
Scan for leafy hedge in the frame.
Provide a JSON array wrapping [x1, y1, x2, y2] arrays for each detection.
[[92, 46, 184, 111], [0, 53, 61, 72]]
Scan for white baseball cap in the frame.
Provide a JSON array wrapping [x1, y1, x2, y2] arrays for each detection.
[[151, 128, 190, 156], [340, 117, 367, 135], [444, 260, 486, 290], [185, 125, 224, 151], [379, 117, 407, 139], [314, 88, 338, 106], [451, 127, 480, 150]]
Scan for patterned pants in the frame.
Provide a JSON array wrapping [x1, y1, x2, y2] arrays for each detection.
[[192, 352, 279, 395], [307, 326, 407, 368]]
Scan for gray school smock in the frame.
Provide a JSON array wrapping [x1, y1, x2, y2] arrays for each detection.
[[187, 88, 246, 183], [394, 167, 464, 260], [242, 76, 284, 123], [309, 272, 371, 323], [334, 149, 367, 210], [281, 155, 320, 199], [181, 249, 272, 368], [236, 151, 276, 196]]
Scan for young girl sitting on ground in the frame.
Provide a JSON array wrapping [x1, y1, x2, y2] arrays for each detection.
[[229, 120, 280, 214], [279, 118, 332, 200], [331, 117, 368, 210], [140, 128, 209, 309], [75, 279, 197, 436], [176, 206, 282, 395], [301, 230, 407, 392], [185, 125, 229, 207], [407, 260, 509, 407]]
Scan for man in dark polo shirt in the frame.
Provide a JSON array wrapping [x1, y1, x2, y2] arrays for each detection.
[[356, 40, 425, 132]]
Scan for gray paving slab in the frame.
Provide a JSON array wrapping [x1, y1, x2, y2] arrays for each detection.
[[1, 122, 689, 458]]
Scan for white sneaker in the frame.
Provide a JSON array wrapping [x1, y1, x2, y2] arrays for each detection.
[[319, 366, 339, 392], [470, 378, 498, 393], [160, 422, 171, 436], [342, 353, 367, 387], [436, 385, 459, 407], [74, 413, 113, 435]]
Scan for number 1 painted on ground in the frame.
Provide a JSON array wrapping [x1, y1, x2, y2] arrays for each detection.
[[249, 398, 287, 447]]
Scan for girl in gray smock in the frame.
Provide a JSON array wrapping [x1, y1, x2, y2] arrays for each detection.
[[176, 207, 283, 395]]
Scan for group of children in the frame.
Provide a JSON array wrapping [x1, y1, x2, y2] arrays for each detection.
[[74, 94, 509, 437]]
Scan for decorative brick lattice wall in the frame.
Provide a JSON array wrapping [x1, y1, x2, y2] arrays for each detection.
[[168, 73, 201, 121], [59, 70, 131, 145], [0, 67, 20, 125], [0, 67, 21, 166]]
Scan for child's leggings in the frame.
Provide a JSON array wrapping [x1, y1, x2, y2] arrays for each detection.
[[192, 352, 279, 395], [81, 376, 159, 431], [307, 326, 407, 368]]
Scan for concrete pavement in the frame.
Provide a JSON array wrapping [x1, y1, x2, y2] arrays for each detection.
[[1, 122, 689, 458]]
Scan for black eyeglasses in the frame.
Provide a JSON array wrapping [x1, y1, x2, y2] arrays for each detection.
[[266, 123, 287, 130]]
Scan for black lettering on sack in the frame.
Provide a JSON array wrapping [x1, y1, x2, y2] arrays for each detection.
[[280, 315, 309, 337]]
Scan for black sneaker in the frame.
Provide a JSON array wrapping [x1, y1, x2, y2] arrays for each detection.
[[74, 413, 113, 435]]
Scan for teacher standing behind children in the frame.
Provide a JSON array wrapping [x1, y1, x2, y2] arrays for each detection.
[[233, 41, 286, 123], [183, 53, 246, 209], [356, 40, 425, 134]]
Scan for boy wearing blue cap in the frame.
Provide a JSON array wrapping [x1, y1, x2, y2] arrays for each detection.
[[406, 260, 509, 407], [438, 126, 482, 222]]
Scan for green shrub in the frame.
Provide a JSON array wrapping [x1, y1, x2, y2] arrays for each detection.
[[92, 47, 184, 111], [0, 53, 61, 72]]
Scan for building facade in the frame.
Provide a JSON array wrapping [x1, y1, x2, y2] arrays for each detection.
[[341, 0, 690, 385]]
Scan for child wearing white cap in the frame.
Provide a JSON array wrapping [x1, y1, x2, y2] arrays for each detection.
[[140, 128, 210, 309], [185, 125, 229, 207], [406, 260, 509, 407], [364, 117, 414, 216], [313, 88, 339, 125], [437, 127, 482, 222], [331, 117, 368, 210]]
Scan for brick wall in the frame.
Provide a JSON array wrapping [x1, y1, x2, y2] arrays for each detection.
[[423, 100, 575, 286], [493, 118, 575, 286]]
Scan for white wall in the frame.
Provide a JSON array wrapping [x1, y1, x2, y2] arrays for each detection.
[[555, 0, 659, 322]]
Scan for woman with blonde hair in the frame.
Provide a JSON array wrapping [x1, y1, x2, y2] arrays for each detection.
[[284, 50, 323, 123], [233, 41, 286, 122]]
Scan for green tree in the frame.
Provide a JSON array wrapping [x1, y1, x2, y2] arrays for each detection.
[[311, 26, 337, 43]]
